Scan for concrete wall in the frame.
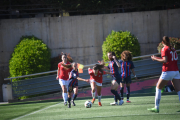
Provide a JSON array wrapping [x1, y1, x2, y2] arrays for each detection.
[[0, 9, 180, 101]]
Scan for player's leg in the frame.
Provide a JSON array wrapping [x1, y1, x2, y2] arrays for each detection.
[[67, 91, 72, 108], [148, 78, 168, 113], [110, 80, 123, 105], [126, 83, 130, 102], [96, 82, 102, 106], [126, 76, 132, 103], [59, 79, 68, 105], [71, 86, 78, 106], [90, 80, 96, 103], [171, 71, 180, 101], [171, 79, 180, 101], [120, 82, 124, 100], [67, 81, 73, 108]]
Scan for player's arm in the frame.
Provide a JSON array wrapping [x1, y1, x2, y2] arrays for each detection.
[[103, 71, 112, 75], [151, 55, 167, 63], [104, 66, 110, 70], [77, 77, 89, 83], [113, 56, 121, 68], [56, 68, 60, 80], [131, 69, 139, 81]]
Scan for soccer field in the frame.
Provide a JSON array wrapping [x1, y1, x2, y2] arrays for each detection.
[[0, 94, 180, 120]]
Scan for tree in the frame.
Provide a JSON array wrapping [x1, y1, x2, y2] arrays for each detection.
[[9, 36, 51, 80], [102, 30, 141, 61]]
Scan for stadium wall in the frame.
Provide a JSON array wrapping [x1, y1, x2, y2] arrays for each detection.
[[0, 8, 180, 101]]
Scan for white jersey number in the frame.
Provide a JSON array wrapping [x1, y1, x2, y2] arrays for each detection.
[[170, 51, 178, 61]]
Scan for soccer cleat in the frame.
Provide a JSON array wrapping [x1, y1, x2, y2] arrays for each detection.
[[121, 97, 124, 100], [147, 107, 159, 113], [64, 102, 67, 106], [98, 102, 102, 106], [110, 102, 118, 105], [68, 103, 71, 108], [71, 100, 76, 106], [119, 100, 124, 105], [126, 100, 131, 103], [91, 98, 95, 104]]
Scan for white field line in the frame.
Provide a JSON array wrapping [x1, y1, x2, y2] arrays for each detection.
[[13, 102, 63, 120]]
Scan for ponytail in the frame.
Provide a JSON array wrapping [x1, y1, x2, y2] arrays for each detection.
[[93, 61, 105, 75], [162, 36, 174, 51]]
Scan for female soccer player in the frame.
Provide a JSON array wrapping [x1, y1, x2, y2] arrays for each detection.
[[103, 52, 124, 105], [88, 61, 112, 106], [148, 36, 180, 113], [56, 53, 72, 106], [61, 63, 89, 108], [119, 50, 139, 103]]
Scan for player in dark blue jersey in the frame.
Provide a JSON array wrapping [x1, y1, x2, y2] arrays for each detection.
[[103, 52, 124, 105], [61, 63, 89, 108], [119, 50, 139, 103]]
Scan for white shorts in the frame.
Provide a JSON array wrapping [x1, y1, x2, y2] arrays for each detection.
[[90, 79, 102, 86], [59, 79, 69, 90], [160, 71, 180, 80]]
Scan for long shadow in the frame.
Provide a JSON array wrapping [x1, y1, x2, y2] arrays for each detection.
[[0, 99, 62, 106], [0, 92, 176, 106]]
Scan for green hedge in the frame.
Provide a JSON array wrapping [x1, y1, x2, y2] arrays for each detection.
[[102, 30, 141, 61], [9, 36, 51, 81]]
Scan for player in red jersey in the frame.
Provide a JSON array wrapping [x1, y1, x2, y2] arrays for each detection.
[[148, 36, 180, 113], [56, 53, 72, 106], [88, 61, 112, 106]]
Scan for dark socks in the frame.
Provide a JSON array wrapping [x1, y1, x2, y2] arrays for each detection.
[[72, 94, 77, 101], [120, 87, 124, 98], [111, 89, 121, 100], [68, 97, 71, 104], [126, 86, 130, 100], [114, 95, 117, 102]]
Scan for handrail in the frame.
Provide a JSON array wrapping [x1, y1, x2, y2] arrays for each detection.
[[4, 49, 180, 80]]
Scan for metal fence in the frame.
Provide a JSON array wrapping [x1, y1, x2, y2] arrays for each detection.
[[4, 51, 180, 99]]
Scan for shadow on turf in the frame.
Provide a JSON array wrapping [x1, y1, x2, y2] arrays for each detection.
[[0, 99, 62, 106], [0, 92, 176, 106]]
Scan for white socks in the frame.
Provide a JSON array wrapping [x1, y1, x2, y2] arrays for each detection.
[[155, 87, 161, 109], [98, 96, 101, 102], [63, 93, 68, 102], [92, 91, 96, 99], [177, 91, 180, 101]]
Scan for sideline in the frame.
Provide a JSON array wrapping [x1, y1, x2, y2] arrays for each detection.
[[13, 102, 63, 120]]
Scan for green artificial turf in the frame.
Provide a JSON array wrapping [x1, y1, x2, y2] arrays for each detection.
[[0, 94, 179, 120]]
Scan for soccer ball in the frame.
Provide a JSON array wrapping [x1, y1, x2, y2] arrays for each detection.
[[84, 101, 92, 108]]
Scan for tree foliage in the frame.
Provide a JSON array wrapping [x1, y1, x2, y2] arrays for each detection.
[[9, 36, 51, 79], [102, 30, 141, 62]]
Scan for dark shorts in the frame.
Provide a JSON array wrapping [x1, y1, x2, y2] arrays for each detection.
[[121, 75, 131, 84], [68, 79, 78, 92], [112, 75, 122, 85]]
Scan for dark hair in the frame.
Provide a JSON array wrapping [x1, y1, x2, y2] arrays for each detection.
[[93, 60, 105, 75], [108, 52, 116, 56], [121, 50, 132, 61], [61, 63, 72, 68], [162, 36, 174, 51], [61, 52, 67, 57]]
